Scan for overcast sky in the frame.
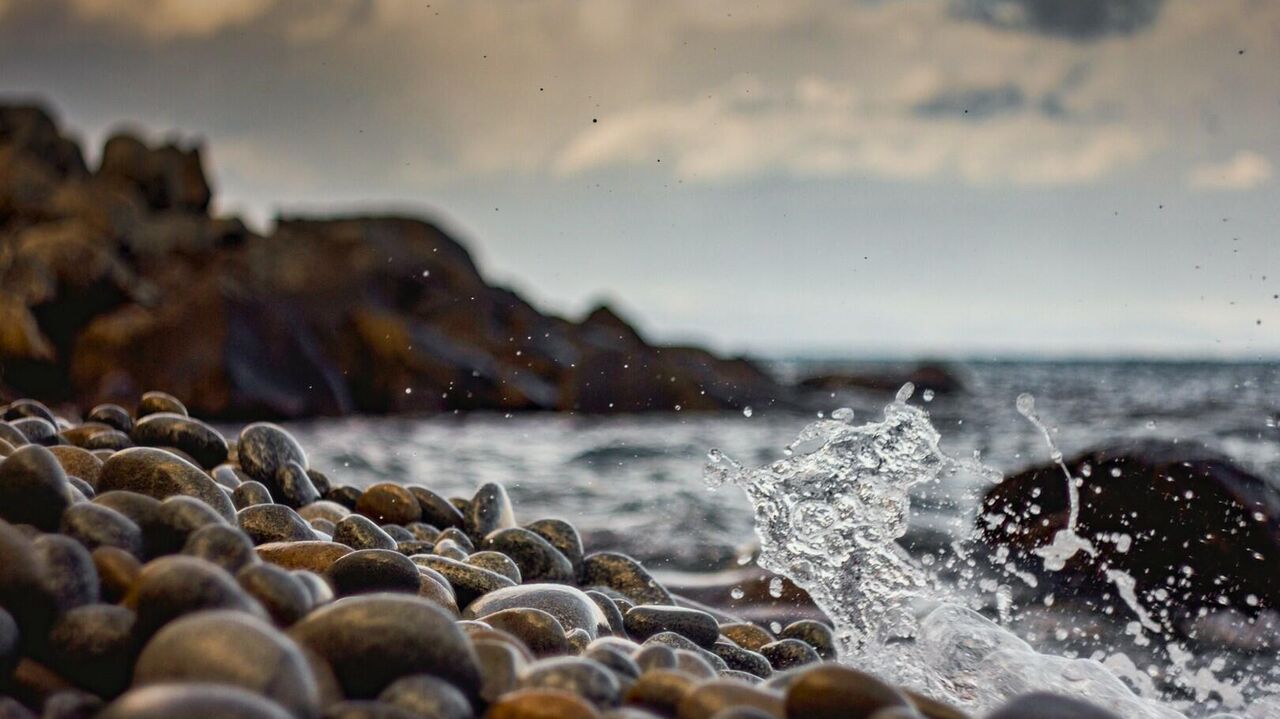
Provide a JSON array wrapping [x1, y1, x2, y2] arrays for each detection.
[[2, 0, 1278, 358]]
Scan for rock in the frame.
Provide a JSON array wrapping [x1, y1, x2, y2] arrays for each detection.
[[39, 689, 103, 719], [0, 697, 34, 719], [356, 483, 422, 525], [377, 675, 473, 719], [0, 607, 18, 684], [98, 683, 292, 719], [130, 412, 226, 469], [0, 424, 27, 449], [796, 363, 962, 396], [484, 528, 574, 583], [476, 608, 571, 658], [3, 399, 55, 423], [133, 610, 319, 717], [485, 689, 600, 719], [782, 665, 910, 719], [10, 417, 59, 445], [274, 461, 321, 509], [136, 391, 188, 417], [623, 606, 720, 648], [985, 692, 1120, 719], [585, 591, 626, 638], [125, 555, 265, 638], [582, 553, 673, 606], [719, 624, 775, 653], [152, 494, 227, 554], [466, 551, 523, 584], [91, 490, 164, 554], [83, 430, 132, 452], [91, 546, 140, 603], [32, 534, 99, 611], [322, 701, 419, 719], [47, 446, 102, 489], [632, 645, 677, 672], [435, 540, 469, 561], [327, 486, 363, 510], [406, 521, 442, 542], [759, 640, 818, 671], [256, 541, 352, 573], [333, 514, 397, 550], [465, 483, 516, 541], [776, 621, 836, 661], [473, 639, 526, 703], [677, 680, 784, 719], [237, 423, 307, 488], [582, 642, 640, 682], [326, 549, 423, 597], [520, 656, 620, 708], [85, 404, 131, 433], [45, 604, 138, 697], [233, 481, 273, 509], [624, 670, 694, 716], [211, 465, 246, 490], [237, 563, 312, 627], [182, 523, 258, 573], [709, 641, 772, 679], [408, 486, 465, 530], [298, 500, 350, 524], [525, 519, 585, 579], [438, 527, 476, 551], [674, 649, 720, 678], [465, 585, 612, 640], [238, 504, 315, 545], [0, 444, 73, 530], [287, 594, 481, 699], [97, 447, 236, 521], [59, 502, 143, 556], [415, 555, 516, 608]]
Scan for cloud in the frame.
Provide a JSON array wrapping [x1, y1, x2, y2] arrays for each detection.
[[67, 0, 276, 39], [1187, 151, 1274, 190], [954, 0, 1165, 41]]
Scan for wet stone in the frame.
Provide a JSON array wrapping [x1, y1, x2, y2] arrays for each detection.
[[233, 480, 273, 509], [237, 422, 307, 485], [378, 674, 473, 719], [100, 684, 291, 719], [66, 475, 94, 499], [582, 552, 673, 606], [406, 521, 442, 542], [624, 669, 694, 717], [520, 656, 621, 708], [473, 639, 526, 703], [256, 541, 352, 573], [677, 679, 785, 719], [137, 391, 188, 418], [986, 692, 1120, 719], [48, 446, 102, 489], [4, 399, 55, 423], [465, 482, 516, 541], [353, 483, 421, 525], [477, 608, 570, 658], [45, 604, 138, 697], [397, 539, 434, 555], [322, 700, 419, 719], [233, 563, 311, 626], [525, 518, 586, 579], [59, 503, 143, 556], [0, 444, 74, 531], [719, 624, 775, 653], [211, 465, 248, 490], [464, 584, 612, 640], [466, 551, 522, 583], [0, 697, 34, 719], [710, 641, 773, 679], [624, 605, 720, 648], [582, 643, 641, 682], [91, 546, 140, 603], [126, 555, 266, 639], [333, 514, 397, 550], [567, 627, 592, 654], [434, 538, 470, 560], [33, 534, 99, 612], [632, 644, 677, 672], [759, 640, 818, 672], [485, 689, 599, 719], [83, 430, 133, 452], [294, 569, 335, 606], [182, 523, 258, 573], [40, 689, 103, 719], [97, 447, 236, 521], [326, 485, 363, 510], [777, 621, 836, 661], [238, 504, 316, 545], [0, 423, 27, 448], [130, 412, 228, 470], [437, 526, 475, 551], [299, 500, 349, 524], [86, 404, 132, 433], [274, 460, 321, 509], [782, 665, 910, 719], [406, 485, 465, 530], [153, 494, 227, 554], [326, 548, 423, 597], [58, 423, 119, 451], [415, 555, 516, 607], [306, 469, 333, 496], [382, 523, 416, 542], [484, 527, 575, 583], [675, 649, 720, 679], [10, 417, 59, 445], [312, 518, 337, 536], [0, 607, 18, 684], [586, 590, 626, 637]]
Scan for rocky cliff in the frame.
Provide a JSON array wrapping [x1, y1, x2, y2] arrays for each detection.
[[0, 103, 784, 418]]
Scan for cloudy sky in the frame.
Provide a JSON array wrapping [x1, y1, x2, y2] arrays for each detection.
[[2, 0, 1278, 358]]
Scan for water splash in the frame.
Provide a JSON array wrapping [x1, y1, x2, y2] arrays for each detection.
[[705, 385, 1190, 718]]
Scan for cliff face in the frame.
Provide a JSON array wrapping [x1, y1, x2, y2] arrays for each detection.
[[0, 104, 783, 418]]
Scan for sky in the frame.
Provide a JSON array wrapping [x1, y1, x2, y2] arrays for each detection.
[[1, 0, 1278, 358]]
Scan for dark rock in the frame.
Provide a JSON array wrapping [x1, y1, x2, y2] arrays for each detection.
[[130, 412, 226, 469], [182, 523, 258, 573], [39, 688, 103, 719], [274, 460, 321, 509], [0, 697, 34, 719], [322, 700, 419, 719], [477, 608, 571, 658], [125, 555, 265, 638], [47, 446, 102, 489], [641, 633, 727, 673], [796, 362, 962, 396], [237, 423, 307, 488], [211, 465, 246, 490], [327, 485, 363, 510], [437, 526, 475, 551], [585, 590, 626, 638], [582, 552, 673, 606], [624, 669, 694, 716], [472, 639, 526, 703], [45, 604, 138, 697], [98, 683, 292, 719], [236, 564, 314, 627], [485, 689, 598, 719], [238, 504, 315, 545], [306, 469, 332, 496], [465, 483, 516, 540], [565, 627, 591, 654], [520, 656, 620, 708], [0, 607, 18, 684], [287, 594, 481, 700], [377, 674, 472, 719], [85, 404, 131, 433], [632, 644, 676, 672], [333, 514, 397, 550], [82, 430, 132, 451], [396, 539, 433, 555], [96, 447, 236, 521], [91, 490, 163, 555], [464, 584, 612, 640], [525, 519, 585, 579], [674, 648, 722, 678], [777, 621, 836, 661], [356, 483, 422, 525], [676, 679, 784, 719], [136, 391, 187, 418], [759, 640, 818, 671], [3, 399, 55, 423], [0, 444, 73, 530], [407, 486, 465, 530], [233, 480, 273, 509], [133, 610, 320, 718], [582, 642, 640, 682], [0, 424, 27, 449], [10, 417, 59, 445], [484, 528, 574, 583], [33, 534, 99, 611], [434, 540, 469, 561], [414, 555, 516, 607], [465, 551, 522, 583], [709, 641, 773, 679], [782, 665, 910, 719], [326, 548, 422, 597], [152, 494, 227, 554], [623, 605, 720, 647], [406, 521, 442, 542], [59, 502, 143, 556], [256, 541, 352, 573], [91, 546, 140, 603], [985, 691, 1121, 719], [65, 475, 94, 499]]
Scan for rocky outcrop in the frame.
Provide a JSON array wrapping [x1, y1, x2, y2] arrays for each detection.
[[0, 103, 785, 418], [797, 362, 962, 396], [979, 440, 1280, 621]]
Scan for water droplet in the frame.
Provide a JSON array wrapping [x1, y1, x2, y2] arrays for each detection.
[[768, 577, 784, 598], [742, 406, 753, 418], [730, 587, 744, 600]]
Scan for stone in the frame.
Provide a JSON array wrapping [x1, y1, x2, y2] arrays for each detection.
[[97, 447, 236, 521], [986, 692, 1120, 719], [624, 670, 694, 716], [356, 483, 422, 525], [777, 621, 836, 661], [47, 446, 102, 489], [484, 689, 599, 719], [624, 606, 720, 648], [484, 528, 575, 583], [406, 485, 465, 530], [257, 541, 352, 573], [782, 665, 910, 719], [83, 430, 133, 452], [233, 480, 273, 509], [0, 444, 73, 530], [59, 502, 143, 556], [287, 594, 481, 699], [709, 641, 772, 679], [759, 640, 818, 671], [91, 490, 164, 555], [520, 656, 620, 708], [465, 482, 516, 541], [39, 689, 103, 719], [33, 534, 99, 611], [437, 527, 475, 551], [473, 639, 526, 703], [133, 609, 320, 717], [3, 399, 55, 423], [153, 494, 228, 554], [274, 460, 321, 509], [137, 391, 188, 417], [45, 604, 138, 697], [10, 417, 59, 445], [477, 608, 571, 658], [326, 548, 423, 597], [299, 500, 350, 524], [581, 553, 673, 606], [415, 555, 516, 608], [406, 521, 442, 542], [238, 504, 316, 545], [466, 551, 522, 583], [212, 465, 248, 490], [333, 514, 397, 550], [435, 539, 470, 561], [91, 546, 140, 603], [674, 649, 720, 679], [464, 585, 612, 640], [632, 645, 676, 672], [327, 485, 363, 510], [237, 423, 307, 488], [0, 607, 18, 684], [566, 628, 592, 654], [125, 555, 265, 638], [582, 643, 641, 682], [676, 680, 785, 719], [585, 591, 626, 638], [525, 519, 585, 579], [377, 675, 473, 719], [99, 683, 292, 719], [130, 412, 227, 469], [382, 524, 415, 542], [86, 404, 132, 433], [182, 523, 258, 573]]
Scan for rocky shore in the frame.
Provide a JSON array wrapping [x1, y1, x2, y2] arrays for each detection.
[[0, 393, 1126, 718]]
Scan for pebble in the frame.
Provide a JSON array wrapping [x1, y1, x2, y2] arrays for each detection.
[[477, 608, 571, 658], [416, 555, 517, 607], [237, 422, 308, 487], [153, 494, 228, 554], [4, 399, 55, 423], [759, 640, 819, 671], [130, 412, 228, 469], [237, 562, 313, 626], [624, 669, 695, 716], [586, 590, 626, 637], [581, 552, 673, 606], [465, 584, 612, 640], [986, 692, 1121, 719], [85, 404, 132, 432], [90, 546, 140, 602], [256, 540, 353, 573], [133, 609, 320, 717], [674, 649, 721, 679], [642, 633, 727, 673], [623, 605, 720, 647], [97, 447, 236, 521], [234, 480, 274, 509], [377, 674, 473, 719], [406, 485, 466, 529], [333, 514, 398, 550], [382, 524, 415, 542], [582, 643, 641, 682], [47, 446, 102, 489], [520, 656, 620, 708], [33, 534, 99, 611], [465, 482, 516, 541], [10, 416, 59, 445], [782, 664, 910, 719], [59, 502, 143, 556], [632, 644, 677, 672], [181, 523, 258, 573], [326, 548, 423, 596], [0, 607, 17, 683], [0, 423, 27, 448], [287, 594, 481, 699], [40, 689, 103, 719], [524, 518, 585, 578], [484, 527, 575, 583], [356, 483, 422, 525], [125, 555, 266, 638], [777, 621, 836, 661], [323, 700, 419, 719], [677, 679, 785, 719], [137, 390, 188, 417], [406, 521, 443, 542], [327, 485, 364, 510], [0, 444, 74, 530], [466, 551, 523, 583], [434, 538, 471, 560], [238, 504, 317, 545], [473, 639, 526, 703], [45, 604, 137, 696], [709, 641, 773, 679], [83, 429, 133, 451], [100, 683, 292, 719], [484, 689, 599, 719], [274, 460, 322, 508], [298, 501, 349, 525]]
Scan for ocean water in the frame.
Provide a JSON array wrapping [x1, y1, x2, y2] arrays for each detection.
[[281, 360, 1280, 715]]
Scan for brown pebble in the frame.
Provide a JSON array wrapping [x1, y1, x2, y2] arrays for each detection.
[[356, 483, 422, 525], [90, 546, 140, 603], [484, 688, 600, 719], [783, 665, 910, 719], [624, 669, 694, 716], [256, 541, 352, 572], [719, 624, 774, 652], [677, 680, 784, 719]]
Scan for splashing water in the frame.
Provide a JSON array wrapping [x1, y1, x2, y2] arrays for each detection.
[[705, 384, 1204, 718]]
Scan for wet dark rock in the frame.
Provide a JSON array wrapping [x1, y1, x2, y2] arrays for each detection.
[[485, 689, 599, 719], [58, 423, 122, 452], [274, 460, 321, 509], [464, 584, 612, 640], [465, 483, 516, 541], [709, 641, 773, 679], [10, 417, 59, 445], [407, 486, 465, 530], [782, 665, 910, 719], [585, 590, 626, 637], [327, 485, 363, 510], [332, 514, 397, 550], [377, 674, 473, 719], [233, 480, 273, 509], [182, 523, 258, 573], [66, 475, 94, 499], [624, 669, 694, 716], [133, 610, 320, 718], [382, 525, 413, 543], [0, 424, 27, 449], [91, 546, 140, 603], [438, 526, 475, 551], [674, 648, 721, 678], [484, 528, 575, 583], [0, 697, 34, 719], [238, 504, 315, 545], [472, 639, 526, 703], [322, 700, 419, 719], [415, 555, 516, 608], [986, 691, 1120, 719], [85, 404, 131, 433], [525, 519, 585, 579], [4, 399, 55, 424], [677, 679, 784, 719], [565, 627, 592, 654], [0, 444, 73, 530], [326, 548, 422, 597], [478, 608, 570, 658], [256, 541, 352, 573], [211, 465, 248, 490], [91, 491, 164, 554], [777, 621, 836, 661], [582, 642, 640, 682], [59, 502, 143, 556], [45, 604, 138, 697], [624, 605, 719, 648], [465, 551, 522, 584], [82, 430, 132, 452], [434, 540, 469, 561], [642, 633, 727, 673], [47, 446, 102, 490], [287, 594, 481, 700], [237, 423, 307, 488], [306, 469, 333, 496], [153, 494, 227, 554], [97, 447, 236, 521], [759, 640, 818, 671], [130, 412, 227, 469], [40, 688, 103, 719], [99, 683, 292, 719], [33, 534, 98, 611], [520, 656, 620, 708], [299, 500, 350, 524], [406, 521, 442, 542], [396, 539, 433, 555], [356, 483, 422, 525], [632, 644, 677, 672], [137, 391, 187, 418], [582, 553, 673, 606], [126, 555, 265, 638]]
